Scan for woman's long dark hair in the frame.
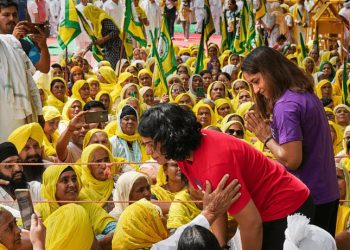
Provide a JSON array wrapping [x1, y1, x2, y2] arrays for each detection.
[[241, 47, 314, 118]]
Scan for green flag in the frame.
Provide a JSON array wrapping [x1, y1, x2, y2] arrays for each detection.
[[299, 32, 307, 59], [220, 15, 229, 52], [313, 24, 319, 52], [195, 20, 205, 74], [204, 0, 215, 43], [58, 0, 81, 49], [233, 0, 248, 54], [124, 0, 147, 47]]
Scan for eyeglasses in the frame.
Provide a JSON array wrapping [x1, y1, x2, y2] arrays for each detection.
[[226, 129, 244, 136]]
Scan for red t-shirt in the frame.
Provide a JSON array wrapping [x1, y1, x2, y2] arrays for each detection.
[[177, 130, 310, 222]]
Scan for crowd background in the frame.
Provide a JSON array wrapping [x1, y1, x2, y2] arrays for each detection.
[[0, 0, 350, 249]]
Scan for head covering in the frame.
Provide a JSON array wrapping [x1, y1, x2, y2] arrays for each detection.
[[71, 79, 91, 106], [110, 171, 149, 220], [283, 214, 336, 250], [137, 68, 153, 86], [206, 81, 228, 101], [178, 47, 191, 56], [236, 101, 254, 117], [112, 199, 168, 249], [188, 74, 203, 96], [116, 105, 140, 142], [319, 61, 335, 81], [342, 125, 350, 155], [95, 90, 112, 113], [83, 6, 115, 38], [35, 165, 82, 221], [174, 93, 196, 108], [82, 129, 110, 150], [47, 77, 68, 113], [115, 59, 129, 74], [8, 123, 44, 153], [192, 102, 215, 126], [166, 74, 183, 86], [42, 106, 61, 122], [70, 66, 82, 74], [233, 89, 252, 110], [44, 203, 94, 250], [177, 63, 192, 76], [301, 57, 316, 74], [110, 72, 134, 102], [99, 66, 117, 85], [329, 121, 343, 155], [61, 98, 82, 121], [334, 104, 350, 114], [336, 163, 350, 206], [0, 142, 18, 162], [222, 64, 237, 76], [231, 79, 250, 95], [214, 98, 233, 121], [221, 120, 245, 134], [120, 83, 140, 101], [79, 144, 114, 206]]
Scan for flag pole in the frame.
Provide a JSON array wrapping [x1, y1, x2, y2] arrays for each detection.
[[117, 31, 126, 76]]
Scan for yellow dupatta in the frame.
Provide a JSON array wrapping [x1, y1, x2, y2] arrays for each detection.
[[315, 79, 341, 107], [42, 106, 61, 156], [83, 5, 116, 38], [95, 90, 113, 113], [45, 203, 94, 250], [110, 72, 134, 102], [335, 163, 350, 234], [167, 189, 201, 229], [61, 98, 82, 122], [99, 66, 117, 93], [329, 121, 344, 156], [112, 199, 168, 249], [232, 89, 252, 111], [192, 102, 216, 126], [214, 98, 233, 125], [71, 79, 91, 107], [206, 81, 229, 101], [79, 144, 114, 206]]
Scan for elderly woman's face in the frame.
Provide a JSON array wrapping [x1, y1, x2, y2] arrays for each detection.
[[179, 95, 194, 107], [226, 123, 244, 139], [89, 148, 110, 181], [335, 107, 350, 125], [68, 101, 82, 120], [322, 64, 332, 77], [121, 115, 137, 135], [124, 86, 139, 99], [217, 103, 231, 117], [129, 177, 151, 202], [139, 73, 152, 87], [88, 132, 110, 149], [99, 94, 111, 110], [79, 83, 91, 100], [55, 170, 79, 203], [321, 82, 332, 98], [239, 91, 252, 105], [177, 66, 188, 75], [210, 82, 225, 100], [143, 89, 154, 106], [197, 107, 211, 128], [171, 83, 185, 99], [0, 210, 21, 250], [192, 76, 203, 90]]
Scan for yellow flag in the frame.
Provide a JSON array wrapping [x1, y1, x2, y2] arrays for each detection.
[[204, 0, 215, 42], [124, 0, 147, 47], [58, 0, 81, 49], [255, 0, 266, 20]]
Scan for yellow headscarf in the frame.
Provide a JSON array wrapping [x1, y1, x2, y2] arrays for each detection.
[[95, 90, 113, 113], [112, 199, 168, 249], [79, 144, 114, 206], [83, 129, 111, 150], [44, 203, 94, 250], [233, 89, 252, 111], [329, 121, 343, 156], [206, 81, 228, 101], [110, 72, 134, 102], [115, 104, 140, 142], [214, 98, 233, 123], [8, 123, 44, 153], [178, 47, 191, 56], [321, 51, 331, 64], [315, 79, 342, 107], [176, 63, 193, 76], [231, 79, 251, 97], [236, 101, 254, 117], [192, 102, 216, 126], [173, 93, 196, 108], [109, 171, 149, 220], [139, 86, 153, 111], [61, 98, 82, 121], [186, 57, 196, 67], [335, 163, 350, 234], [71, 79, 91, 107], [35, 164, 115, 234], [301, 56, 316, 74], [42, 106, 61, 157], [99, 66, 117, 93], [137, 68, 153, 87], [167, 189, 201, 229], [47, 77, 68, 113], [36, 79, 48, 106], [0, 243, 7, 250], [333, 68, 345, 96], [120, 83, 140, 101], [83, 5, 116, 38]]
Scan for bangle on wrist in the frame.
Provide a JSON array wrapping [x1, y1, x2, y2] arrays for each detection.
[[264, 135, 273, 147]]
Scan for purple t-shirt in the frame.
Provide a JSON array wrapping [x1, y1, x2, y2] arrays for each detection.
[[271, 90, 339, 205]]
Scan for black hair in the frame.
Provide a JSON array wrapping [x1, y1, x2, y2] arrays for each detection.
[[0, 0, 18, 10], [50, 78, 65, 90], [177, 225, 221, 250], [199, 70, 212, 77], [276, 34, 287, 42], [218, 72, 231, 81], [62, 166, 74, 173], [138, 103, 202, 161], [83, 101, 106, 111], [51, 63, 62, 70], [241, 46, 314, 118]]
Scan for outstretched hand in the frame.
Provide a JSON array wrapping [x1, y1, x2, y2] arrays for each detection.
[[202, 174, 241, 225]]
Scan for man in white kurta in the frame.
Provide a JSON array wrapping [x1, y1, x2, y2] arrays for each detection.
[[193, 0, 205, 33], [47, 0, 61, 37], [140, 0, 161, 44]]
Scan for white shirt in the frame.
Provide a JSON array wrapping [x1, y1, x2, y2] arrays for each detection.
[[27, 0, 49, 23], [103, 0, 125, 29]]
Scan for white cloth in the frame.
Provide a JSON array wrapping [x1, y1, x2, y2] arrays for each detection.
[[151, 213, 210, 250], [47, 0, 61, 36], [209, 0, 221, 33], [103, 0, 125, 29], [283, 214, 337, 250], [27, 0, 50, 23], [140, 0, 161, 43], [0, 35, 42, 143]]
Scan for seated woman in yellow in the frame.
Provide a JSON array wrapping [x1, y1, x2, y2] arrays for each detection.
[[214, 98, 233, 125], [335, 163, 350, 249], [167, 183, 203, 230], [138, 68, 153, 87], [232, 89, 253, 111], [80, 144, 117, 212], [315, 79, 341, 109], [231, 79, 251, 98], [87, 77, 101, 100], [71, 79, 92, 107], [187, 74, 204, 101], [44, 203, 95, 250], [112, 199, 168, 250], [97, 66, 117, 93], [110, 171, 151, 220], [169, 83, 186, 103], [119, 83, 140, 101], [95, 90, 113, 115], [47, 77, 68, 113], [193, 102, 215, 128], [329, 121, 344, 156], [110, 72, 134, 104], [35, 165, 116, 248], [42, 106, 61, 160], [173, 93, 196, 110], [110, 105, 146, 164], [207, 81, 229, 101], [334, 104, 350, 135], [152, 160, 187, 214], [58, 98, 83, 134], [221, 120, 246, 141]]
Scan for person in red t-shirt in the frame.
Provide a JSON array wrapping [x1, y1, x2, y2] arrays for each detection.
[[139, 103, 314, 250]]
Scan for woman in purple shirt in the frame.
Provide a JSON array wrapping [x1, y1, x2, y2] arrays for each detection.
[[243, 47, 339, 236]]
